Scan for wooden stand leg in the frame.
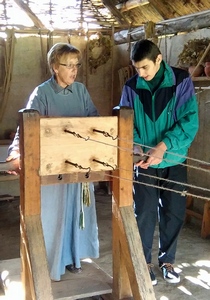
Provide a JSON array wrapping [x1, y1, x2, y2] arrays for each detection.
[[185, 195, 194, 223], [112, 108, 155, 300], [19, 110, 53, 300], [20, 231, 33, 300], [201, 201, 210, 238]]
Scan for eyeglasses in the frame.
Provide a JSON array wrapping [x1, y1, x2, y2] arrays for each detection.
[[59, 63, 82, 69]]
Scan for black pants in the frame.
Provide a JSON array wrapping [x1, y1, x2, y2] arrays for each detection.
[[133, 163, 187, 264]]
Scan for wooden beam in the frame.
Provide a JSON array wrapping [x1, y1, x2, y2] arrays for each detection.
[[13, 0, 47, 29], [102, 0, 130, 26], [19, 109, 41, 216], [112, 107, 134, 207], [114, 10, 210, 44], [111, 107, 154, 299], [112, 107, 133, 299], [41, 171, 110, 185], [116, 0, 149, 13], [120, 206, 155, 299], [25, 215, 53, 299]]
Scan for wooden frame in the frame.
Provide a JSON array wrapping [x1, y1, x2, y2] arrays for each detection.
[[19, 108, 155, 300]]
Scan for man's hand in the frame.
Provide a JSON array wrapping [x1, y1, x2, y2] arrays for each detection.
[[135, 142, 167, 169]]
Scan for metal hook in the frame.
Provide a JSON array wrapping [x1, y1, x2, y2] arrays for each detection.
[[92, 158, 116, 170], [64, 129, 89, 141], [92, 129, 118, 140], [85, 167, 91, 178]]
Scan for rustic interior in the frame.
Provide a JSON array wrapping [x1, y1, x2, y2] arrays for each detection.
[[1, 1, 210, 299]]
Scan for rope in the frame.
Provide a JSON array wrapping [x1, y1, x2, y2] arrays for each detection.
[[79, 135, 210, 174], [63, 132, 210, 200], [106, 172, 210, 202], [121, 165, 210, 196]]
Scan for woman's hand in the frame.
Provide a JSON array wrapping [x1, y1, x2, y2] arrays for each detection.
[[6, 151, 20, 175]]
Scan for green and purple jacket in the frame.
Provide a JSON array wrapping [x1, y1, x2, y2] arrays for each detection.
[[119, 61, 199, 168]]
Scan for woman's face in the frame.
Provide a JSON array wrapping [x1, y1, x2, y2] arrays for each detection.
[[53, 54, 81, 88]]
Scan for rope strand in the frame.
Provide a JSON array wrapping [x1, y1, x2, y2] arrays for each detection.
[[107, 172, 210, 202]]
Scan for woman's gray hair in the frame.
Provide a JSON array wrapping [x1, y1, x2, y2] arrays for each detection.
[[47, 43, 81, 75]]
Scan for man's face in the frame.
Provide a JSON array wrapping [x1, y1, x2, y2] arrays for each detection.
[[132, 54, 162, 81]]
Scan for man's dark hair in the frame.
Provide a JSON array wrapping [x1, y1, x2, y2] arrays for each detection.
[[131, 39, 161, 63]]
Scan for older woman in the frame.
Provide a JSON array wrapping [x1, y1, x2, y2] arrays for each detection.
[[8, 43, 99, 281]]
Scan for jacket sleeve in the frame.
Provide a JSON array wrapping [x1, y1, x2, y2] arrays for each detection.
[[162, 76, 199, 151]]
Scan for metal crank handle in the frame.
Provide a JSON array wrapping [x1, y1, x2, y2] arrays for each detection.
[[133, 154, 148, 164]]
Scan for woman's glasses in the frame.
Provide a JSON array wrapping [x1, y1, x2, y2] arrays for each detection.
[[59, 63, 82, 70]]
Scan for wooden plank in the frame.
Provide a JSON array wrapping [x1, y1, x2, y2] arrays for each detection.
[[52, 260, 112, 299], [41, 171, 110, 185], [115, 204, 155, 300], [19, 110, 41, 300], [19, 109, 41, 216], [112, 108, 133, 207], [112, 209, 132, 299], [24, 216, 53, 300], [20, 227, 35, 300], [40, 116, 118, 176], [0, 258, 112, 300]]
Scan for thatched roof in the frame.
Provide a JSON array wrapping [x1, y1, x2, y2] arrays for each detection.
[[0, 1, 210, 41]]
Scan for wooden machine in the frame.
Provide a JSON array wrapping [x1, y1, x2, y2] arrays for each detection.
[[18, 107, 155, 300]]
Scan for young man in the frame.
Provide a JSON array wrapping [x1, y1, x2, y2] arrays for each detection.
[[120, 39, 199, 285]]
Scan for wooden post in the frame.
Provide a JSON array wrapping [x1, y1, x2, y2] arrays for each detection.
[[112, 107, 133, 299], [19, 109, 53, 300], [112, 107, 155, 300]]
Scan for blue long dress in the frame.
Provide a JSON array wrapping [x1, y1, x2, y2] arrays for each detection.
[[9, 77, 99, 281]]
